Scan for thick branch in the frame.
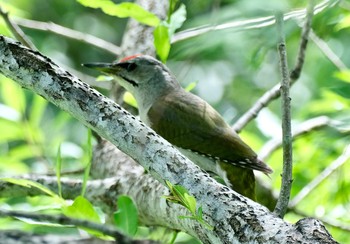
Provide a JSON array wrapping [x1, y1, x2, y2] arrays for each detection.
[[0, 35, 338, 243]]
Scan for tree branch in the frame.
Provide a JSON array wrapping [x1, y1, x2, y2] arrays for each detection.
[[259, 116, 332, 161], [273, 13, 293, 218], [13, 17, 122, 55], [0, 230, 117, 244], [172, 0, 332, 44], [0, 35, 338, 243], [0, 209, 130, 242], [0, 7, 37, 50]]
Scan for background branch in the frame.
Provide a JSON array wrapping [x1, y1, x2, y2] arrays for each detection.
[[0, 6, 37, 50], [0, 209, 130, 242], [172, 0, 332, 44], [13, 17, 122, 55], [259, 116, 332, 161]]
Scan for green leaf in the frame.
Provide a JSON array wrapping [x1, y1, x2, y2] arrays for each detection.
[[62, 196, 101, 223], [154, 23, 171, 63], [114, 195, 138, 236], [96, 75, 113, 82], [334, 70, 350, 83], [168, 4, 186, 37], [197, 206, 203, 219], [0, 178, 63, 203], [329, 80, 350, 99], [123, 91, 138, 108], [185, 81, 197, 92], [29, 95, 47, 127], [0, 119, 24, 142], [183, 193, 196, 214], [164, 181, 213, 230], [77, 0, 160, 26], [0, 77, 25, 114], [335, 15, 350, 31]]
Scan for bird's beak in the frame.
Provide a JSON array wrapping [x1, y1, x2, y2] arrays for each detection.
[[82, 62, 116, 73]]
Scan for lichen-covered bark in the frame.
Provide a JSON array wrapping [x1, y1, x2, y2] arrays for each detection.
[[0, 35, 338, 243]]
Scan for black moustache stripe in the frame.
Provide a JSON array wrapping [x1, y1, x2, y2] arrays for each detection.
[[120, 75, 139, 87]]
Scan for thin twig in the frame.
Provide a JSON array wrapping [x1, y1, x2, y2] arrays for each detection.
[[233, 1, 315, 132], [0, 209, 129, 241], [259, 116, 332, 161], [14, 17, 121, 55], [273, 13, 293, 218], [290, 2, 314, 80], [0, 7, 37, 50], [289, 145, 350, 208]]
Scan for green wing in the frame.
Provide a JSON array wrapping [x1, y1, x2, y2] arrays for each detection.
[[147, 89, 270, 173]]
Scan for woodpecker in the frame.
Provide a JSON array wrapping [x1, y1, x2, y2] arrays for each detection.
[[84, 55, 272, 200]]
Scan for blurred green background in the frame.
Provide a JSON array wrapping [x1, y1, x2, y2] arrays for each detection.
[[0, 0, 349, 243]]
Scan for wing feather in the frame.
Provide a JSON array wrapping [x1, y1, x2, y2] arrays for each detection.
[[147, 90, 272, 173]]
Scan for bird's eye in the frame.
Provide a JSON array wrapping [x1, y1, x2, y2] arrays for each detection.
[[118, 62, 137, 72]]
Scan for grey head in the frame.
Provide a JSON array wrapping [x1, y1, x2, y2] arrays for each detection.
[[83, 55, 181, 112]]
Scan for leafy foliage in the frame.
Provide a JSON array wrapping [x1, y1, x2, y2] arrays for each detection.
[[113, 195, 138, 236], [76, 0, 160, 26], [164, 181, 213, 230]]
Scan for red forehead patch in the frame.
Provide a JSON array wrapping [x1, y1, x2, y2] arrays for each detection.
[[119, 54, 143, 63]]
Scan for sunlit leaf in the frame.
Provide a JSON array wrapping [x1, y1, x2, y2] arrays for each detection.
[[0, 77, 25, 114], [185, 81, 197, 92], [96, 75, 113, 82], [123, 91, 138, 108], [183, 193, 196, 213], [77, 0, 160, 26], [0, 119, 24, 142], [0, 156, 29, 174], [154, 23, 171, 63], [334, 70, 350, 83], [0, 178, 63, 202], [335, 15, 350, 30], [62, 196, 101, 223], [29, 95, 47, 127]]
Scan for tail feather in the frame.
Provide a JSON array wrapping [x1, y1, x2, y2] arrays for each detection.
[[217, 161, 256, 200]]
